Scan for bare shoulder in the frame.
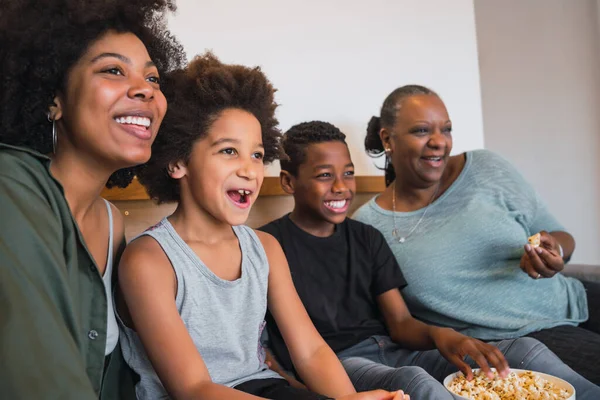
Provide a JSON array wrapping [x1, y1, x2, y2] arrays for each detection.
[[254, 229, 286, 265], [254, 229, 279, 252], [119, 234, 173, 284]]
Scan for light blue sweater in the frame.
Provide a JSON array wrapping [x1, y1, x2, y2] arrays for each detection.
[[353, 150, 588, 340]]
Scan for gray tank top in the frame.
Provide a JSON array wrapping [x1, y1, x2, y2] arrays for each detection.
[[119, 218, 282, 399]]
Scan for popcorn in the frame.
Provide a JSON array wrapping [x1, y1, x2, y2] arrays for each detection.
[[528, 233, 541, 248], [447, 370, 571, 400]]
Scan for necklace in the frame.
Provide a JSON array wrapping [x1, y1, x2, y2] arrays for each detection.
[[391, 181, 440, 243]]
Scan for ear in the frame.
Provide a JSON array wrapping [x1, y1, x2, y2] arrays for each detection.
[[167, 160, 187, 180], [379, 127, 393, 153], [48, 94, 64, 121], [279, 170, 295, 195]]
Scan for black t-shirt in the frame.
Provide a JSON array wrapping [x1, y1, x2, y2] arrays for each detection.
[[259, 214, 406, 372]]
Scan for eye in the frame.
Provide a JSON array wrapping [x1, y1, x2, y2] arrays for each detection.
[[252, 152, 264, 160], [442, 126, 452, 134], [147, 75, 161, 85], [316, 172, 332, 178], [344, 170, 355, 177], [102, 67, 124, 76], [220, 148, 237, 156], [410, 127, 429, 135]]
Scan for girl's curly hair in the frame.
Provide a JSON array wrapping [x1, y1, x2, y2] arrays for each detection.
[[0, 0, 186, 188], [137, 52, 283, 203]]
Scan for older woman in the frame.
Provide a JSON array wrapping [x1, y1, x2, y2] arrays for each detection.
[[0, 1, 184, 398], [353, 85, 600, 385]]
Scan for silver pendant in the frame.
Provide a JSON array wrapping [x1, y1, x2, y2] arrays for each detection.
[[398, 237, 406, 243], [392, 228, 399, 237]]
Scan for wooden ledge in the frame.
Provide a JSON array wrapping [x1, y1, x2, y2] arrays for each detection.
[[102, 176, 386, 201]]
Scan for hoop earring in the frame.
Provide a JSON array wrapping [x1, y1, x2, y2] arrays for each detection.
[[51, 119, 57, 154]]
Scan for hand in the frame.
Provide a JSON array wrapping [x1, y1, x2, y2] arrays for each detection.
[[339, 389, 409, 400], [431, 327, 509, 380], [520, 231, 564, 279]]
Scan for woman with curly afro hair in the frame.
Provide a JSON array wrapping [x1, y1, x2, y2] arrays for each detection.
[[116, 53, 406, 400], [0, 0, 185, 399]]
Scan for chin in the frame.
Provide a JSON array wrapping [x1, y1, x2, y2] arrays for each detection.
[[119, 148, 152, 167], [322, 213, 347, 225], [225, 212, 251, 227]]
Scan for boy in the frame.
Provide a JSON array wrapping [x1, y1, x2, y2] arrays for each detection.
[[259, 121, 588, 399]]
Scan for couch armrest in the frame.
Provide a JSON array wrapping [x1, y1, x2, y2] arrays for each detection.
[[562, 264, 600, 283]]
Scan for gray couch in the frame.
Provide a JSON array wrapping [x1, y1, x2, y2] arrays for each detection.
[[563, 264, 600, 283]]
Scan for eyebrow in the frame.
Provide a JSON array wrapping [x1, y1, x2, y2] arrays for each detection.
[[211, 137, 264, 148], [413, 120, 452, 124], [314, 163, 354, 170], [90, 52, 155, 68]]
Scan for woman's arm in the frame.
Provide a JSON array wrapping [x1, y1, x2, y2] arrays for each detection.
[[0, 175, 98, 399], [117, 236, 264, 400]]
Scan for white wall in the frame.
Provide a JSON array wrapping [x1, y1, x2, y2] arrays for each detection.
[[474, 0, 600, 264], [167, 0, 484, 176]]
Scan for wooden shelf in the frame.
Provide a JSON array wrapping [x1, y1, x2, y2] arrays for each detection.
[[102, 176, 386, 201]]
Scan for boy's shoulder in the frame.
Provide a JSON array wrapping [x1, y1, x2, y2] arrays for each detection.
[[257, 214, 289, 241], [344, 217, 384, 240]]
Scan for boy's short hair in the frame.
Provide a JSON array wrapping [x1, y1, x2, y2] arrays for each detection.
[[280, 121, 347, 176], [138, 52, 283, 204]]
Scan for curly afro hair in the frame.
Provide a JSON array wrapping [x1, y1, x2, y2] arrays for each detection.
[[280, 121, 347, 176], [137, 52, 283, 204], [365, 85, 437, 186], [0, 0, 186, 188]]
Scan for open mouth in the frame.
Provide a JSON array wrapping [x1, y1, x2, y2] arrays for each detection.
[[227, 189, 253, 209], [421, 155, 444, 167], [114, 114, 153, 140], [115, 116, 152, 128], [323, 199, 350, 213]]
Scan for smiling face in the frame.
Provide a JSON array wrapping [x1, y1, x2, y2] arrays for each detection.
[[382, 94, 452, 188], [175, 108, 265, 227], [288, 140, 356, 226], [51, 30, 166, 168]]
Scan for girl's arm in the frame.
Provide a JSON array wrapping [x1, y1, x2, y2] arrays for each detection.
[[117, 236, 264, 400], [258, 230, 358, 397]]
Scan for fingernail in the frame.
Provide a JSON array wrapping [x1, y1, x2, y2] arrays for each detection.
[[525, 244, 531, 251], [536, 247, 543, 254]]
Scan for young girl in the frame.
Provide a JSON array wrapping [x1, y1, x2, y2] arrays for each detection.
[[116, 53, 408, 400]]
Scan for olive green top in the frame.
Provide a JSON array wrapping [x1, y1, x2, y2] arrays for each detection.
[[0, 143, 136, 399]]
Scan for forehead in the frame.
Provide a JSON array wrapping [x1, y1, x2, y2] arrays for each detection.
[[79, 31, 151, 64], [397, 95, 449, 122], [302, 141, 352, 166], [206, 108, 262, 143]]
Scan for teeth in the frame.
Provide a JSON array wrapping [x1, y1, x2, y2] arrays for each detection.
[[325, 200, 346, 209], [115, 116, 151, 128], [237, 189, 251, 195]]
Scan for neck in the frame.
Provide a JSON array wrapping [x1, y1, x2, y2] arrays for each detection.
[[49, 150, 113, 222], [168, 196, 235, 244], [289, 208, 337, 238], [391, 179, 440, 212]]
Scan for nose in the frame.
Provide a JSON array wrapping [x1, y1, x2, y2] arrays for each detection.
[[127, 75, 154, 101], [427, 128, 445, 148], [332, 176, 349, 194], [236, 158, 259, 180]]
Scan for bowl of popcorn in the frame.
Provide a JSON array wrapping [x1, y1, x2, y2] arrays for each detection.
[[443, 369, 575, 400]]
